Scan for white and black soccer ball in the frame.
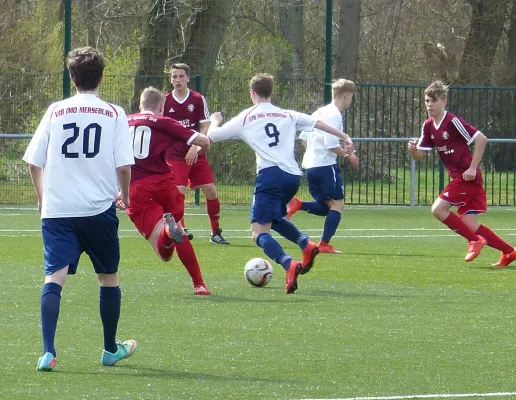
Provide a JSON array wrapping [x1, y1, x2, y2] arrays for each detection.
[[244, 258, 273, 287]]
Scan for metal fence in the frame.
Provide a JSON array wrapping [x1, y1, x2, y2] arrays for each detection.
[[1, 134, 515, 206], [1, 77, 515, 206]]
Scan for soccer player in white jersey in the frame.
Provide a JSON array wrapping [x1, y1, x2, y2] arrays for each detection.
[[208, 73, 355, 293], [23, 47, 137, 371], [287, 79, 360, 253]]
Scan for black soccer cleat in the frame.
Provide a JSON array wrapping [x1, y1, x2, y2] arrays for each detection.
[[210, 228, 230, 245]]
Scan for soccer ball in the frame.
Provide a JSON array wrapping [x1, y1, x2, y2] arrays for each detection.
[[244, 258, 273, 287]]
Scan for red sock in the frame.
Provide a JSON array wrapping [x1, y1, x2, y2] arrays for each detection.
[[206, 198, 220, 234], [476, 224, 514, 254], [176, 239, 204, 287], [157, 228, 175, 260], [442, 213, 479, 242]]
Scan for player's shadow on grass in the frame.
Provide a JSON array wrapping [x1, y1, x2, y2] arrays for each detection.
[[184, 293, 310, 303], [343, 251, 451, 258], [61, 366, 300, 383]]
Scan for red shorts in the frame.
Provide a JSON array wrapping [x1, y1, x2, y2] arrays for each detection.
[[167, 157, 215, 189], [439, 178, 487, 217], [125, 174, 185, 239]]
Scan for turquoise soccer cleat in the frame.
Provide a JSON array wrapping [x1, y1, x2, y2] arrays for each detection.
[[101, 340, 138, 366], [36, 352, 58, 372]]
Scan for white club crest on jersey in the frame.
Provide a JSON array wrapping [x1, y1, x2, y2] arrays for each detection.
[[168, 108, 175, 113], [442, 131, 449, 140], [188, 104, 195, 112]]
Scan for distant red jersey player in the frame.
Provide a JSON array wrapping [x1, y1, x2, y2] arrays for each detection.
[[127, 87, 212, 295], [408, 81, 516, 267], [164, 63, 229, 245]]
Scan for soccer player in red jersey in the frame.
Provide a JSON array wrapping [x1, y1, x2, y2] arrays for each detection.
[[408, 81, 516, 266], [126, 87, 212, 294], [164, 63, 229, 245]]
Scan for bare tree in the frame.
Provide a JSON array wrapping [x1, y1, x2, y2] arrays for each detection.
[[458, 0, 510, 85], [335, 0, 361, 81], [277, 0, 304, 82]]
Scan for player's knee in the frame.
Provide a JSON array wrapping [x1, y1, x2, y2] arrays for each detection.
[[98, 273, 118, 287], [329, 200, 344, 212], [202, 184, 217, 199]]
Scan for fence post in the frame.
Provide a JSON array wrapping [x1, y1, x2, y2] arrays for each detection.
[[324, 0, 332, 104], [439, 159, 445, 193], [63, 0, 72, 99], [410, 158, 416, 207], [194, 74, 202, 206]]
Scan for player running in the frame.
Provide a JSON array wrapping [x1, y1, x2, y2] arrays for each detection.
[[23, 47, 137, 371], [208, 73, 355, 294], [408, 80, 516, 266], [287, 79, 360, 253], [164, 63, 229, 245], [127, 87, 211, 295]]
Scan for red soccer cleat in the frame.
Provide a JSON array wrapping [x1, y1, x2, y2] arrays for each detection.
[[285, 260, 302, 294], [300, 241, 319, 275], [318, 240, 342, 254], [492, 249, 516, 267], [194, 284, 211, 295], [286, 197, 302, 220], [464, 236, 487, 262]]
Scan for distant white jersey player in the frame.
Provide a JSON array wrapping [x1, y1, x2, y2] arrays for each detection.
[[208, 73, 355, 294]]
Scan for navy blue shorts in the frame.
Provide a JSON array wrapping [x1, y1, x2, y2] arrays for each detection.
[[251, 166, 301, 224], [306, 164, 344, 202], [41, 204, 120, 276]]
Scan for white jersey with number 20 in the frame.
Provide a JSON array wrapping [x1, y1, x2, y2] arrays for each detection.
[[208, 102, 316, 176], [23, 93, 135, 219]]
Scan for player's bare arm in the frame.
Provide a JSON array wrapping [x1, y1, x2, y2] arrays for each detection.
[[408, 140, 425, 161], [115, 165, 131, 209], [210, 112, 223, 127], [28, 164, 44, 213], [463, 132, 487, 181], [330, 146, 360, 169], [191, 134, 210, 153]]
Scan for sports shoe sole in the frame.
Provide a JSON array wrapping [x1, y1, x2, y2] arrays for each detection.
[[163, 213, 184, 244], [300, 246, 320, 275]]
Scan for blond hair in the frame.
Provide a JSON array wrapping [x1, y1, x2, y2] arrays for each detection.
[[332, 79, 356, 98], [425, 81, 449, 100], [140, 87, 165, 111]]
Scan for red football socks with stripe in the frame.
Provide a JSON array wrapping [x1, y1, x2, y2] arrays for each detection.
[[476, 224, 514, 254], [442, 213, 479, 242], [206, 198, 221, 234]]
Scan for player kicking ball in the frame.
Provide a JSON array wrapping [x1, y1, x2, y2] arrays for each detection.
[[287, 79, 360, 253], [126, 87, 212, 295], [408, 81, 516, 266]]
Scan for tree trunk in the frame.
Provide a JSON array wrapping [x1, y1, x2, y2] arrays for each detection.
[[180, 0, 237, 93], [335, 0, 361, 81], [503, 0, 516, 84], [131, 1, 177, 113], [458, 0, 510, 85], [85, 0, 95, 47], [277, 0, 304, 83]]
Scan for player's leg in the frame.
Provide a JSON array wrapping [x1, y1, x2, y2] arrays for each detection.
[[318, 198, 344, 253], [191, 158, 229, 244], [286, 168, 329, 219], [431, 194, 486, 262], [37, 217, 81, 371], [76, 205, 137, 366], [175, 184, 192, 239], [460, 187, 516, 267], [167, 159, 193, 239]]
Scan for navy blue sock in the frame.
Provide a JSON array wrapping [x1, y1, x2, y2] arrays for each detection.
[[256, 233, 292, 271], [272, 219, 309, 249], [99, 286, 121, 354], [322, 210, 342, 243], [301, 201, 329, 216], [41, 282, 62, 357]]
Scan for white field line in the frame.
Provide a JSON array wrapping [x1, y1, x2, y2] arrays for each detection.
[[301, 391, 516, 400]]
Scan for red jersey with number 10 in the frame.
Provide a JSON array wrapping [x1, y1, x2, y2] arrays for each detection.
[[416, 111, 483, 185], [128, 112, 198, 182], [164, 89, 210, 160]]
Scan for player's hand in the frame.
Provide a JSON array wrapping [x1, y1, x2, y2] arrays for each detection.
[[185, 146, 199, 165], [347, 154, 360, 169], [211, 112, 223, 126], [115, 192, 130, 210], [407, 140, 418, 152], [462, 167, 477, 181]]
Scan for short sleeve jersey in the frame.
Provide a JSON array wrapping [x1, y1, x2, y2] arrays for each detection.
[[299, 103, 343, 168], [417, 111, 482, 184], [22, 93, 134, 219], [128, 112, 199, 182], [208, 102, 317, 176], [163, 89, 210, 160]]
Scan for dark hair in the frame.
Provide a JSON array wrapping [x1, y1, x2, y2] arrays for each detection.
[[250, 73, 274, 98], [170, 63, 190, 77], [67, 47, 105, 91]]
